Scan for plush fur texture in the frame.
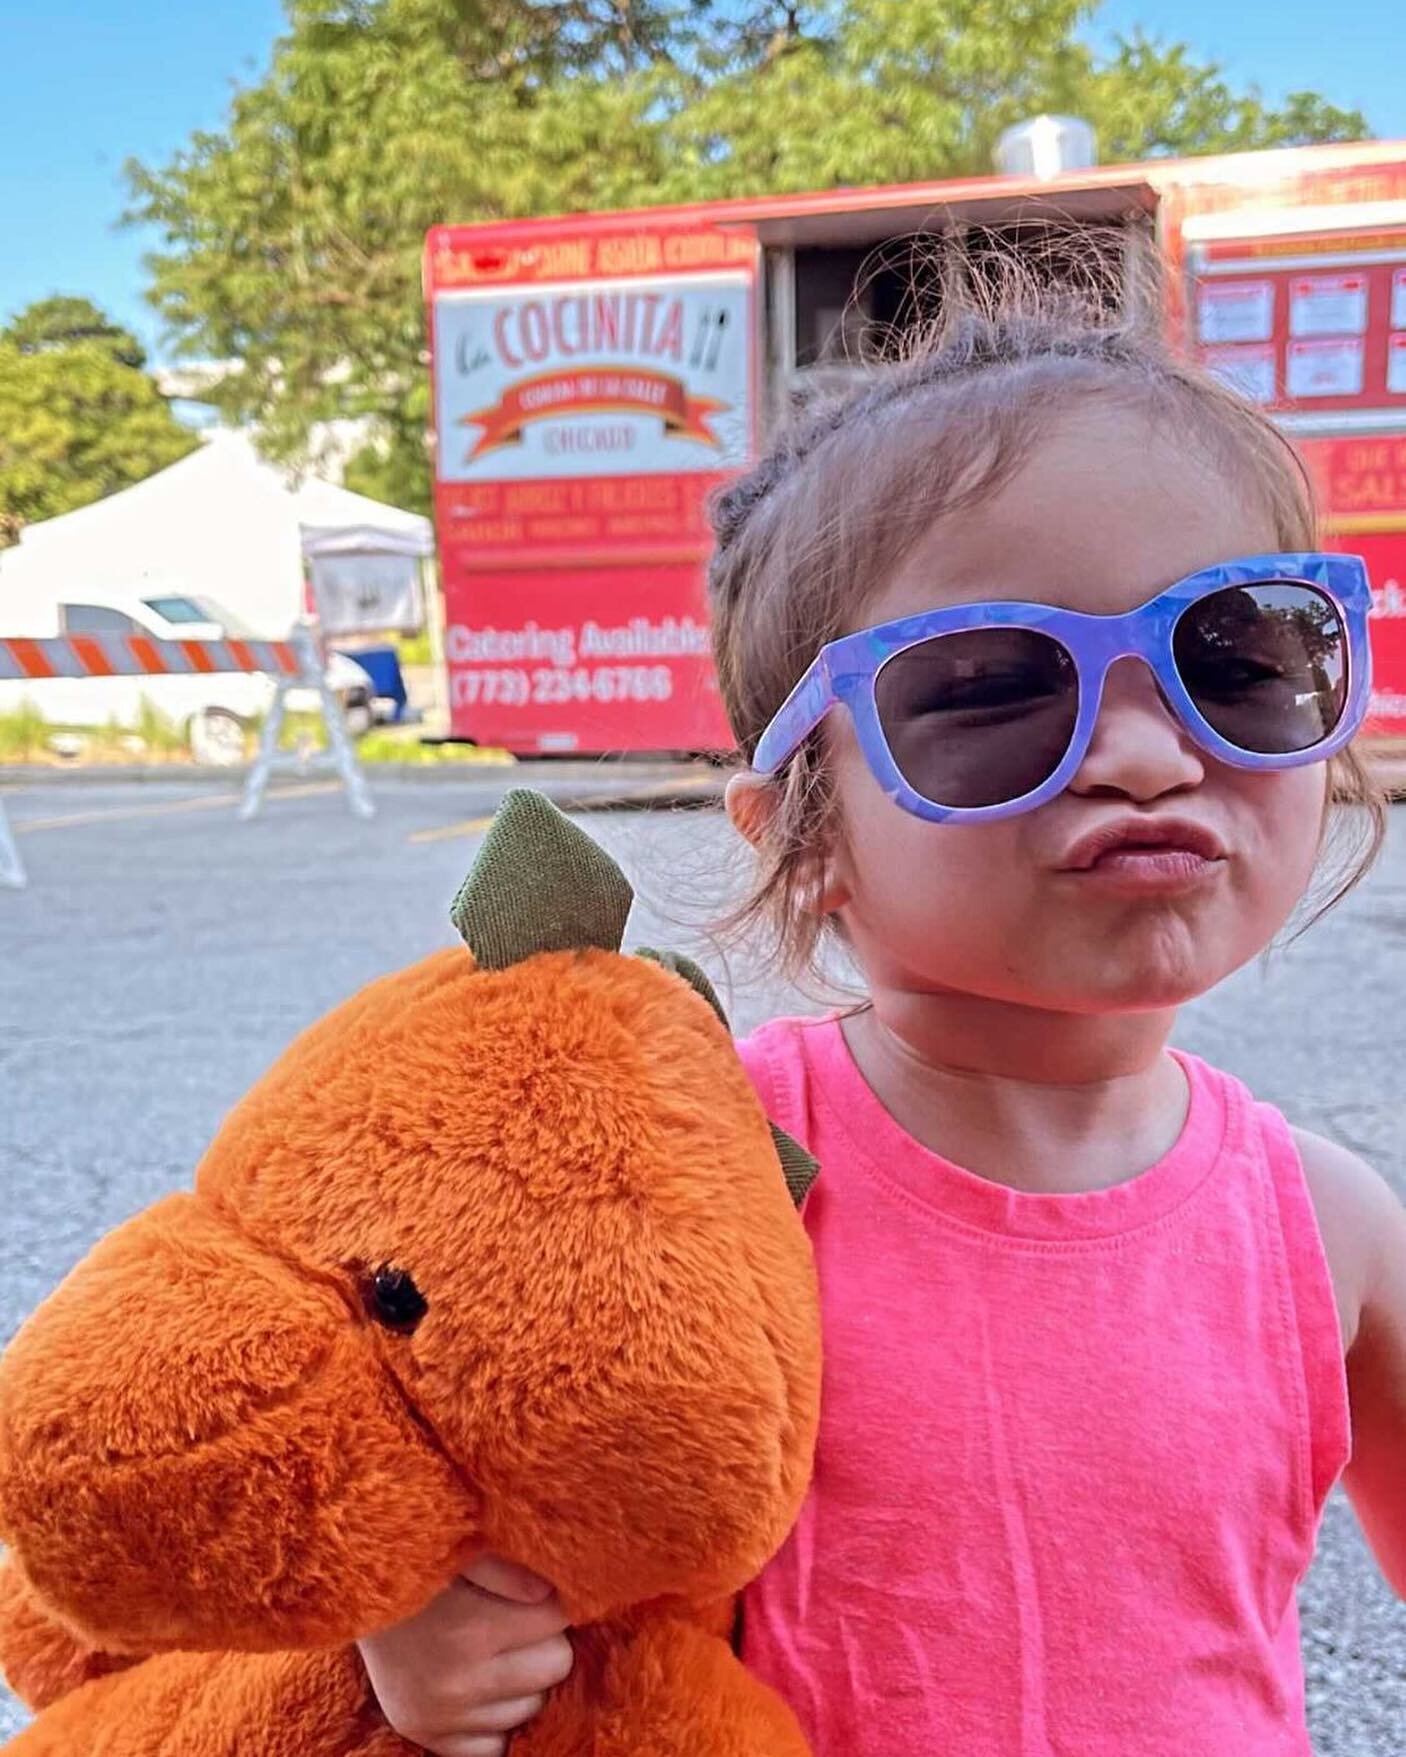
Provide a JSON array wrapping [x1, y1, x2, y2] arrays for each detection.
[[0, 898, 820, 1753]]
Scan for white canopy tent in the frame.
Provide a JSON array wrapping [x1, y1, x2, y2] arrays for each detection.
[[0, 430, 433, 639]]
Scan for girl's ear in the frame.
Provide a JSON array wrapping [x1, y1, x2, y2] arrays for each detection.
[[724, 773, 850, 916], [723, 772, 776, 849]]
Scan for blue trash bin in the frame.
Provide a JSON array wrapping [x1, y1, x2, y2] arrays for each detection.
[[336, 646, 409, 723]]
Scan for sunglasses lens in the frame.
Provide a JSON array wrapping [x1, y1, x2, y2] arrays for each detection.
[[1173, 583, 1349, 755], [874, 628, 1079, 809]]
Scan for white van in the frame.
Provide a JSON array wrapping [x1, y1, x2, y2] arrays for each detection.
[[0, 587, 374, 764]]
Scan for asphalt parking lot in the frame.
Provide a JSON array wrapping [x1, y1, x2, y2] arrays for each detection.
[[1, 774, 1403, 1749]]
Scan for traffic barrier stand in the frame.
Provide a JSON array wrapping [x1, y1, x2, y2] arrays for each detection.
[[239, 627, 374, 823], [0, 626, 374, 886], [0, 791, 23, 890]]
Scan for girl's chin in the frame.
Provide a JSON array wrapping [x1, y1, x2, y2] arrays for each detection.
[[1031, 901, 1262, 1014], [1032, 953, 1238, 1016], [893, 900, 1275, 1016]]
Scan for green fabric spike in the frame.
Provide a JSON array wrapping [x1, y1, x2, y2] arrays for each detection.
[[770, 1122, 820, 1207], [451, 789, 633, 969], [636, 946, 819, 1208], [634, 947, 729, 1029]]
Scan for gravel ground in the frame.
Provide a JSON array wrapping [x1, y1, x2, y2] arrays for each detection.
[[0, 776, 1403, 1748]]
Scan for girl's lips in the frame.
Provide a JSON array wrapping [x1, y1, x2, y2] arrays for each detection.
[[1068, 847, 1226, 895], [1054, 817, 1229, 895], [1056, 816, 1228, 870]]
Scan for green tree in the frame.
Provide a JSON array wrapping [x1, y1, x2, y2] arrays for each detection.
[[127, 0, 688, 513], [0, 301, 198, 534], [126, 0, 1370, 511], [659, 3, 1369, 195], [1080, 31, 1369, 161], [5, 295, 148, 368]]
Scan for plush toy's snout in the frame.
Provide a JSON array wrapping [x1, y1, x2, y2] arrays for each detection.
[[0, 1192, 477, 1654]]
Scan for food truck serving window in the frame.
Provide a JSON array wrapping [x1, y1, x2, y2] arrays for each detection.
[[772, 205, 1153, 415]]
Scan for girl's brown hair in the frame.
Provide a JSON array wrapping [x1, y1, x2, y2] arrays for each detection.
[[706, 237, 1386, 981]]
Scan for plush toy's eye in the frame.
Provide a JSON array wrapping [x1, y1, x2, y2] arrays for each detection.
[[361, 1266, 428, 1334]]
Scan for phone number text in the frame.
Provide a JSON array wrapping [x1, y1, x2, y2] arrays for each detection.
[[452, 665, 675, 708]]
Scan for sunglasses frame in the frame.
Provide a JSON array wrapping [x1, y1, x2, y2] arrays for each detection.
[[752, 552, 1375, 824]]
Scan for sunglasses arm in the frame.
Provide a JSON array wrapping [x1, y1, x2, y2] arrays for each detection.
[[751, 652, 837, 776]]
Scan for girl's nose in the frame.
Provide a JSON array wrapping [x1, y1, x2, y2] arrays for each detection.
[[1066, 658, 1206, 804]]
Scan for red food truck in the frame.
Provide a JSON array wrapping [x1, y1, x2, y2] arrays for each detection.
[[425, 135, 1406, 755]]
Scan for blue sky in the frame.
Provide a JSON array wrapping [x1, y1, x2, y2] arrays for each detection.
[[1, 0, 1402, 363]]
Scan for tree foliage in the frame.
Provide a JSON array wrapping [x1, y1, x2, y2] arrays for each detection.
[[5, 295, 149, 368], [1078, 31, 1370, 162], [0, 301, 198, 536], [126, 0, 1371, 511]]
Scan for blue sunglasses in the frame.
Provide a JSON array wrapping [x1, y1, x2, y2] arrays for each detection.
[[753, 553, 1374, 824]]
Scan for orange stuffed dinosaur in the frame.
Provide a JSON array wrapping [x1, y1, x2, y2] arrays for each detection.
[[0, 790, 821, 1756]]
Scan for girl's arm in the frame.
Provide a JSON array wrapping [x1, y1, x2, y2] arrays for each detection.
[[1296, 1127, 1406, 1599]]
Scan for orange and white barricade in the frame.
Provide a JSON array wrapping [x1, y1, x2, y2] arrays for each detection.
[[0, 625, 372, 889]]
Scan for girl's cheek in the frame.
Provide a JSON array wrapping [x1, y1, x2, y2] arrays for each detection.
[[837, 804, 1022, 945], [1237, 766, 1331, 917], [827, 727, 1036, 919]]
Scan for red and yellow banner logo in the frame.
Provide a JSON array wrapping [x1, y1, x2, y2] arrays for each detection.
[[461, 368, 728, 460]]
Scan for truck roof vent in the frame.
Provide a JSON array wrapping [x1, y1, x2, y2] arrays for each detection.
[[995, 116, 1097, 181]]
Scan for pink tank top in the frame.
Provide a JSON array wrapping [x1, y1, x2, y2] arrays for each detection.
[[737, 1015, 1349, 1757]]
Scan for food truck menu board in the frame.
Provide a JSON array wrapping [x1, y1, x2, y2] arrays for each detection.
[[1194, 226, 1406, 735], [1192, 235, 1406, 414]]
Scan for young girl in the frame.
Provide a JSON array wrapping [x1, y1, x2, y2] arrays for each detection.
[[358, 290, 1405, 1755]]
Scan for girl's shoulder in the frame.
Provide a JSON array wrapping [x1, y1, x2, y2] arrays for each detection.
[[734, 1012, 848, 1153], [735, 1010, 845, 1088], [1291, 1123, 1399, 1355], [1185, 1054, 1393, 1363], [1293, 1122, 1406, 1595]]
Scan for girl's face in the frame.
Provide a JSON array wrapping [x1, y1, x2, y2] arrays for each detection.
[[819, 402, 1328, 1015]]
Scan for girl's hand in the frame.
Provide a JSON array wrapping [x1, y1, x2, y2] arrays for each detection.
[[357, 1555, 573, 1756]]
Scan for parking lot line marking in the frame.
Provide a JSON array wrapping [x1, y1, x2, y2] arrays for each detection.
[[407, 774, 722, 846], [15, 782, 340, 835], [409, 814, 495, 846]]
